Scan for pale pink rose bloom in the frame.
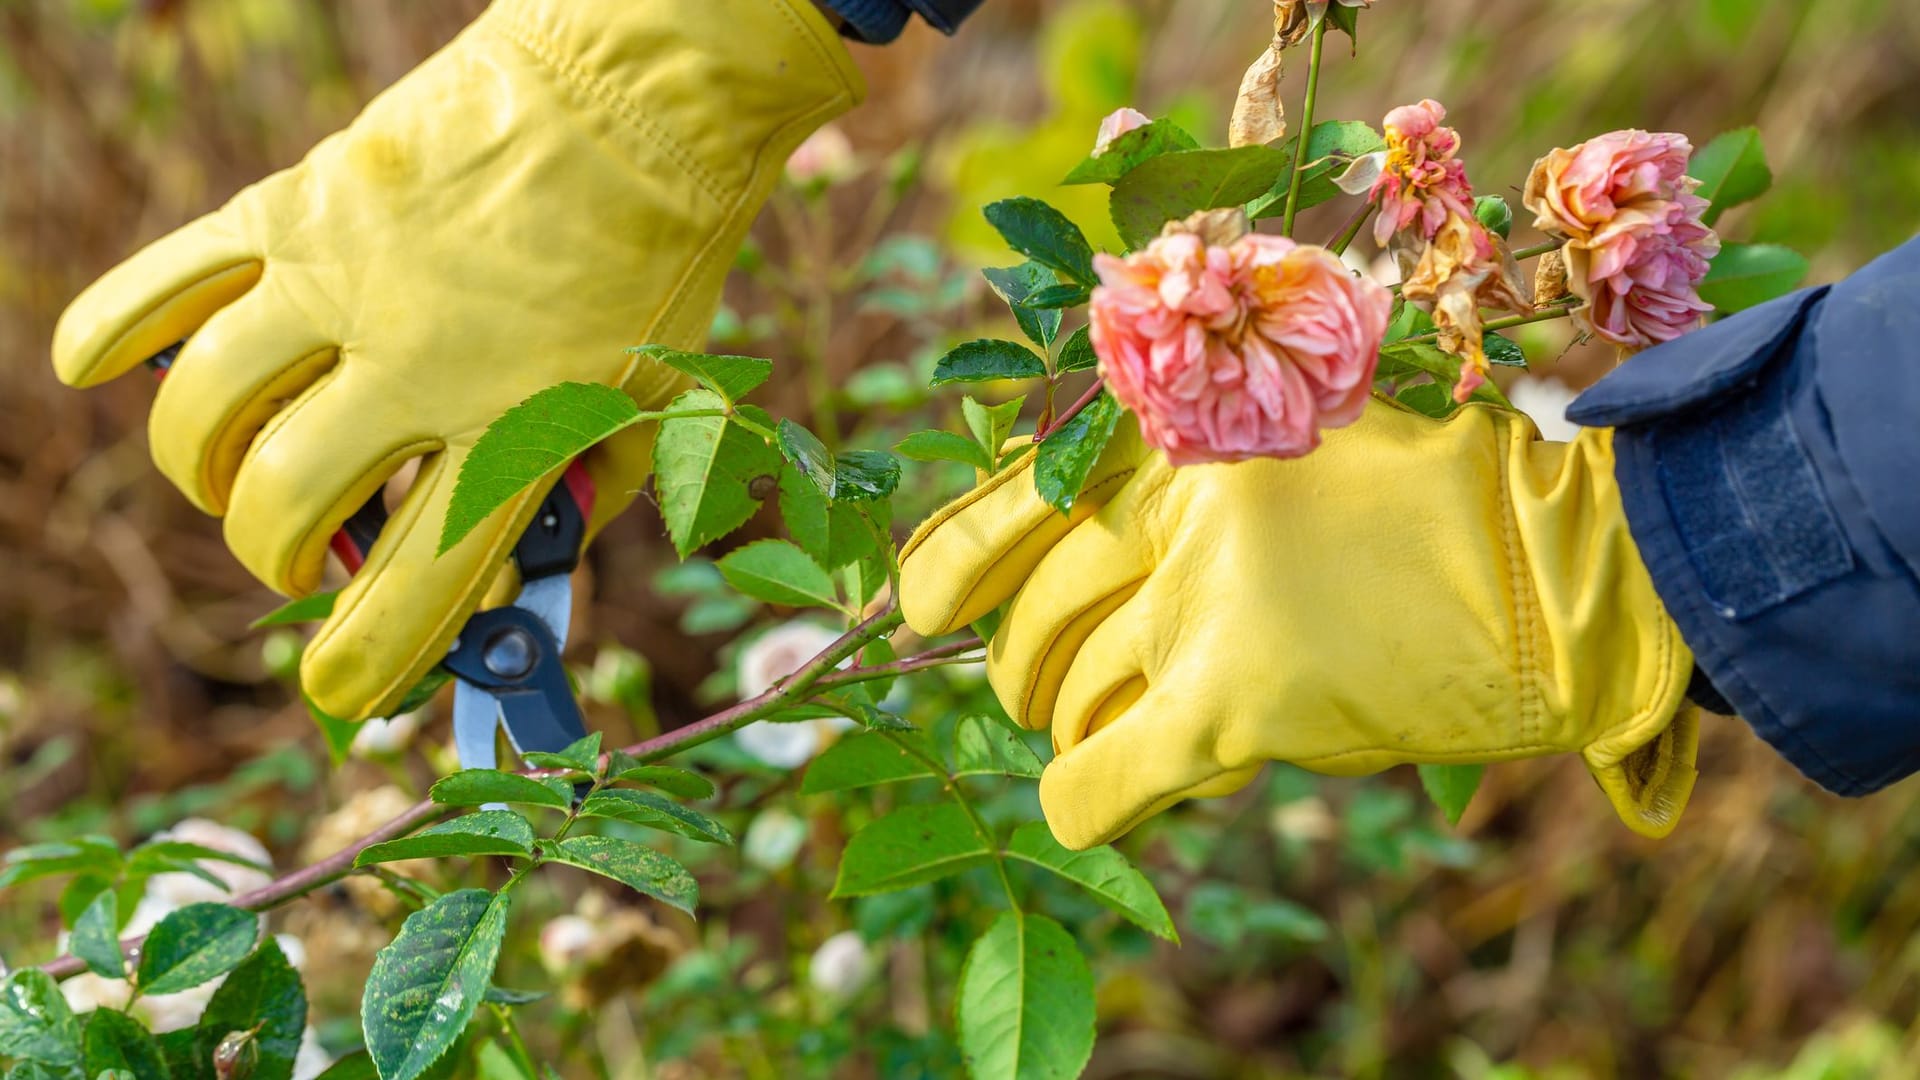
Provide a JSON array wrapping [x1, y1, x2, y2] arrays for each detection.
[[1578, 216, 1719, 346], [1525, 130, 1720, 347], [1093, 107, 1152, 155], [1090, 233, 1392, 465], [1369, 99, 1477, 247]]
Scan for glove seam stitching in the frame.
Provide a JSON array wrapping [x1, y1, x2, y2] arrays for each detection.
[[1495, 411, 1544, 746], [485, 11, 730, 204]]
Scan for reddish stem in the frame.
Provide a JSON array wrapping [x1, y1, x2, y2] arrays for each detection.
[[1035, 378, 1106, 443]]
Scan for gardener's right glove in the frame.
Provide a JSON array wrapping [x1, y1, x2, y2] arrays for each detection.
[[899, 397, 1699, 850], [52, 0, 864, 722]]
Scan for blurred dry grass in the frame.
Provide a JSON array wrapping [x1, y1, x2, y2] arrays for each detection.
[[4, 0, 1920, 1076]]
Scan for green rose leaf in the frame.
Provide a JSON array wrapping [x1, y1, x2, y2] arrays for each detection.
[[654, 391, 784, 557], [547, 836, 699, 915], [1034, 391, 1122, 515], [717, 539, 840, 610], [0, 836, 120, 891], [1483, 332, 1527, 367], [1055, 325, 1099, 374], [962, 396, 1026, 470], [1022, 283, 1092, 310], [439, 381, 640, 556], [250, 589, 338, 629], [831, 450, 900, 503], [1416, 763, 1484, 826], [1061, 118, 1201, 186], [1111, 144, 1291, 249], [72, 888, 124, 979], [609, 764, 716, 802], [519, 732, 601, 773], [778, 468, 875, 571], [355, 810, 536, 867], [775, 418, 836, 497], [136, 903, 259, 996], [952, 714, 1044, 780], [931, 339, 1048, 387], [482, 986, 548, 1007], [1697, 242, 1809, 313], [1687, 126, 1772, 226], [956, 912, 1096, 1080], [896, 430, 994, 473], [304, 693, 361, 767], [361, 889, 509, 1080], [800, 731, 942, 795], [1474, 194, 1513, 239], [192, 936, 308, 1080], [982, 197, 1097, 286], [1393, 381, 1456, 418], [628, 345, 772, 405], [1004, 822, 1177, 942], [1246, 121, 1387, 220], [981, 262, 1064, 350], [831, 804, 993, 898], [428, 770, 572, 810], [81, 1010, 166, 1080], [1383, 300, 1436, 344], [0, 970, 81, 1067], [578, 789, 733, 846]]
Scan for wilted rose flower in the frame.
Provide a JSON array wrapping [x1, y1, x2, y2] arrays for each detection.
[[1524, 130, 1719, 347], [1401, 213, 1533, 402], [785, 124, 857, 186], [1090, 232, 1392, 464], [1369, 99, 1476, 247], [1092, 107, 1152, 155]]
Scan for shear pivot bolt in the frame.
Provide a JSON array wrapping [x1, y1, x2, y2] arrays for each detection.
[[482, 628, 536, 678]]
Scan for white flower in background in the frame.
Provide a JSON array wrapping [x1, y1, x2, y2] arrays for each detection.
[[733, 621, 857, 768], [808, 931, 877, 999], [785, 124, 857, 185], [294, 1027, 333, 1080], [742, 808, 810, 873], [349, 707, 424, 758], [539, 914, 601, 975], [63, 820, 278, 1033], [1507, 374, 1582, 442], [144, 819, 272, 909]]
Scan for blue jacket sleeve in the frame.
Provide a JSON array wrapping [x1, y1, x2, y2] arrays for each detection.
[[1568, 234, 1920, 796], [825, 0, 983, 43]]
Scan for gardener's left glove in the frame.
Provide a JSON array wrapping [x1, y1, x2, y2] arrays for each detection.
[[898, 398, 1698, 850], [51, 0, 863, 721]]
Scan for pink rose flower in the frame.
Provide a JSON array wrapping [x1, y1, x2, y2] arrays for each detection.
[[784, 125, 856, 185], [1524, 130, 1720, 347], [1576, 218, 1718, 346], [1093, 107, 1152, 155], [1369, 99, 1477, 247], [1090, 232, 1392, 465]]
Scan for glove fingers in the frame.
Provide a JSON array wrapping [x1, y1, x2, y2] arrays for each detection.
[[300, 443, 558, 722], [149, 280, 339, 514], [223, 367, 439, 597], [899, 415, 1146, 637], [985, 510, 1151, 732], [53, 208, 262, 389], [1038, 678, 1261, 850]]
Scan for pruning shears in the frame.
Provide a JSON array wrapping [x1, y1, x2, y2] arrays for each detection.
[[147, 342, 594, 770]]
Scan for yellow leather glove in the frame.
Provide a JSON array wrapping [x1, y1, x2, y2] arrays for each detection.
[[899, 397, 1699, 849], [52, 0, 864, 721]]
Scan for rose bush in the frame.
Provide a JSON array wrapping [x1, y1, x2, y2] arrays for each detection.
[[0, 4, 1813, 1080]]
